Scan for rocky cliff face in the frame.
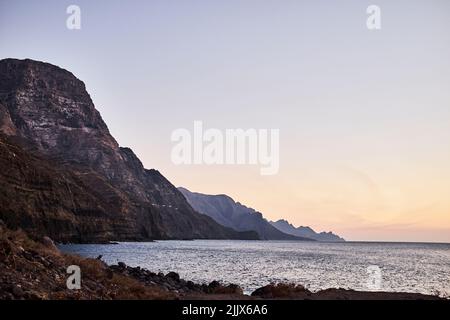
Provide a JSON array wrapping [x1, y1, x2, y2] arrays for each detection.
[[178, 187, 312, 241], [0, 58, 258, 242]]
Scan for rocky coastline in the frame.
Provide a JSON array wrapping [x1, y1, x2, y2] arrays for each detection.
[[0, 222, 444, 300]]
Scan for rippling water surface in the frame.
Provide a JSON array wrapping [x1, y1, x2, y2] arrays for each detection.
[[59, 240, 450, 295]]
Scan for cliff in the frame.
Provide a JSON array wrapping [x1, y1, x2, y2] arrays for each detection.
[[0, 58, 258, 242]]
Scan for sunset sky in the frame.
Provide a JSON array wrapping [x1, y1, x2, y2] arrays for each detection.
[[1, 0, 450, 242]]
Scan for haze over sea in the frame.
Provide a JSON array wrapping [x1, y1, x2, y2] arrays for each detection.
[[60, 240, 450, 296]]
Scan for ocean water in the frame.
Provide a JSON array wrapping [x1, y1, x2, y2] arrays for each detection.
[[59, 240, 450, 296]]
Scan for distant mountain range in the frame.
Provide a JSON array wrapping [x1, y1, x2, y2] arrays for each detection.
[[270, 220, 345, 242], [179, 187, 344, 242]]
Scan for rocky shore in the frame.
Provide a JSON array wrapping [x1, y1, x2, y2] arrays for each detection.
[[0, 223, 444, 300]]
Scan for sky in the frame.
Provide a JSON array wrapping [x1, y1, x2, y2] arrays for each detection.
[[1, 0, 450, 242]]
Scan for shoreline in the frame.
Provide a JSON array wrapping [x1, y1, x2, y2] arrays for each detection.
[[59, 238, 450, 246], [0, 226, 446, 300], [112, 262, 445, 300]]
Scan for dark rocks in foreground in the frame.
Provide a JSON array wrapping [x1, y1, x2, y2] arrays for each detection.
[[250, 283, 442, 300], [112, 263, 444, 300], [110, 263, 243, 296]]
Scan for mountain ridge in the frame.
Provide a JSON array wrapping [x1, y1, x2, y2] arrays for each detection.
[[179, 187, 344, 242], [178, 187, 313, 241], [270, 219, 345, 242], [0, 58, 258, 242]]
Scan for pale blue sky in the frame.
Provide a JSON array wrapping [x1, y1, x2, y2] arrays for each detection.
[[1, 0, 450, 241]]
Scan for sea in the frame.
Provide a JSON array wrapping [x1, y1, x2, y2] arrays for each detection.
[[59, 240, 450, 296]]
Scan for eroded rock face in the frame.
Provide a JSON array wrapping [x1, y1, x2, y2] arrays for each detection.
[[0, 58, 258, 242]]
